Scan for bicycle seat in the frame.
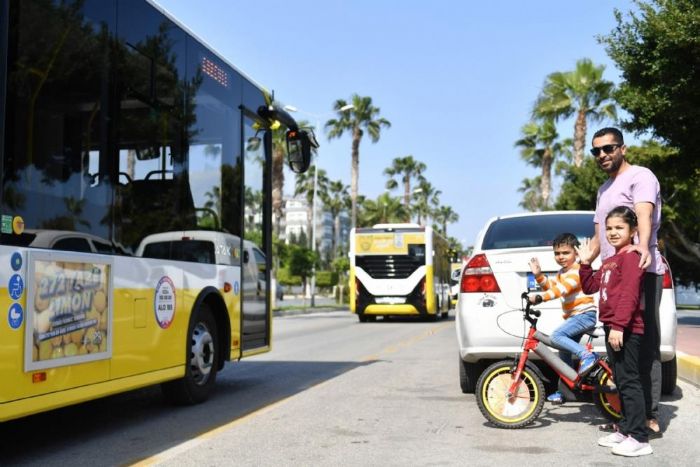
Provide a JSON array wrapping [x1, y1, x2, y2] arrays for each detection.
[[585, 321, 605, 338]]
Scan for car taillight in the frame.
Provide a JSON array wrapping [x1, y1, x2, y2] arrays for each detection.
[[661, 257, 673, 289], [461, 254, 500, 293]]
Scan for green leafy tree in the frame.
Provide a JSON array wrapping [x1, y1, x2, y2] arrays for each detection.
[[534, 58, 617, 167], [383, 155, 426, 220], [515, 119, 564, 209], [325, 95, 391, 229], [600, 0, 700, 281], [288, 244, 317, 294], [553, 158, 607, 210]]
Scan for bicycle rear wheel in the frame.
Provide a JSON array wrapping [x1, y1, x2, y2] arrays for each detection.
[[593, 362, 622, 421], [475, 360, 545, 429]]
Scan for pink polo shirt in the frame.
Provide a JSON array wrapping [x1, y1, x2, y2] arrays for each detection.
[[594, 165, 666, 275]]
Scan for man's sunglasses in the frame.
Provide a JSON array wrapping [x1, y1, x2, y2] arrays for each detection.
[[590, 143, 622, 157]]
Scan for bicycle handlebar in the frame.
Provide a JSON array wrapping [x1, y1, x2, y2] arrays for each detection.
[[521, 291, 541, 318]]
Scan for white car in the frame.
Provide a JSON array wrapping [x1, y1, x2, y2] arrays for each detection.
[[455, 211, 677, 394]]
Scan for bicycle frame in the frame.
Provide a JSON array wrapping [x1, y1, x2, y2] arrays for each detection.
[[507, 293, 614, 400]]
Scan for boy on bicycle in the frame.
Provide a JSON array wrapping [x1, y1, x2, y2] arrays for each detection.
[[528, 232, 599, 403]]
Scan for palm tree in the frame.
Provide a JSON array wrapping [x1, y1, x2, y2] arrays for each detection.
[[533, 58, 616, 167], [320, 180, 349, 259], [434, 205, 459, 237], [514, 119, 563, 208], [412, 180, 441, 226], [518, 176, 543, 211], [294, 166, 329, 249], [360, 192, 407, 226], [384, 155, 426, 220], [325, 94, 391, 229]]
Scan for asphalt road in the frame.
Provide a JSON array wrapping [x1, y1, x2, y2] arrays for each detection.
[[2, 311, 699, 466]]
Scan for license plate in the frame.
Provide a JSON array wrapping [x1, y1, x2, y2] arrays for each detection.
[[527, 272, 540, 291], [527, 272, 557, 291], [375, 296, 405, 304]]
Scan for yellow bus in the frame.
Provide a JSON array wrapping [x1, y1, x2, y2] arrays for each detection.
[[349, 224, 450, 322], [0, 0, 315, 422]]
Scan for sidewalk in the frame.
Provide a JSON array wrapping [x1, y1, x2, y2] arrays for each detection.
[[677, 308, 700, 387]]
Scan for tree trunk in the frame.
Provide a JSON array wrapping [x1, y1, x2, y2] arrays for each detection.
[[333, 214, 340, 259], [350, 127, 361, 228], [541, 148, 553, 208], [404, 179, 411, 222], [573, 110, 587, 168]]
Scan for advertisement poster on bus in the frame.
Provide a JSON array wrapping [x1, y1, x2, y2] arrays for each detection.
[[24, 253, 113, 371], [356, 231, 426, 255]]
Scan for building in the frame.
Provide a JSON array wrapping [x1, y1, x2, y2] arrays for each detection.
[[281, 196, 349, 257]]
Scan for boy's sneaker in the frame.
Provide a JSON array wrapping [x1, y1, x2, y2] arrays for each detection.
[[611, 436, 653, 457], [598, 431, 627, 447], [578, 352, 599, 376], [546, 391, 564, 404]]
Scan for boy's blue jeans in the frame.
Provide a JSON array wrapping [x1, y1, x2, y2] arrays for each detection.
[[550, 310, 597, 368]]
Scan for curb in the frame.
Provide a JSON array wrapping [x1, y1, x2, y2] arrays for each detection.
[[273, 307, 345, 317], [677, 351, 700, 388]]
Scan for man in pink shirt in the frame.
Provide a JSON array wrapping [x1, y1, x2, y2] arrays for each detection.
[[588, 127, 665, 438]]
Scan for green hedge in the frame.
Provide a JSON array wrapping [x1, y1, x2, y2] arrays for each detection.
[[315, 270, 339, 287], [276, 269, 339, 288], [277, 267, 301, 286]]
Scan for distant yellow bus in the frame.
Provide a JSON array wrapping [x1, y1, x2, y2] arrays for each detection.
[[349, 224, 450, 322], [0, 0, 314, 422]]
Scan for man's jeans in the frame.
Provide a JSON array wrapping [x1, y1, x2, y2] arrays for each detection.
[[551, 310, 597, 368]]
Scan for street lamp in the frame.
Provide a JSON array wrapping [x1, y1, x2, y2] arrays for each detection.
[[284, 104, 354, 307]]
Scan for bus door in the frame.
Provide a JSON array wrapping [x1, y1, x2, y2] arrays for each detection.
[[241, 115, 269, 350]]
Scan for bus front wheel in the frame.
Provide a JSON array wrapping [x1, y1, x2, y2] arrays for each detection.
[[162, 303, 219, 405]]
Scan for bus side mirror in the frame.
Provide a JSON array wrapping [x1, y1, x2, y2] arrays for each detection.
[[286, 129, 318, 173]]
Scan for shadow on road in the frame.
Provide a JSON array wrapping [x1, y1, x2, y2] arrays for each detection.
[[0, 359, 375, 466]]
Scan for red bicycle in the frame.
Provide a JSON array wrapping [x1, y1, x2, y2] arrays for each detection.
[[475, 292, 621, 428]]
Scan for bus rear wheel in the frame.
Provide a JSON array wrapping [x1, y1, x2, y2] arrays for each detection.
[[162, 303, 219, 405]]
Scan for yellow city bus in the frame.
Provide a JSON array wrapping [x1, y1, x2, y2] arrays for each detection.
[[0, 0, 315, 422], [349, 224, 450, 322]]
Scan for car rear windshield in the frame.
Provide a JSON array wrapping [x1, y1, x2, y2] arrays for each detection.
[[481, 214, 594, 250]]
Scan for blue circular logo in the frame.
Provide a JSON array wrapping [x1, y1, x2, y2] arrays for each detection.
[[8, 303, 23, 329], [233, 281, 240, 295], [10, 252, 22, 271], [8, 274, 24, 300]]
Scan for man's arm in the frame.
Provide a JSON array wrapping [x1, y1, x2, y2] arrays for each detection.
[[633, 201, 654, 269]]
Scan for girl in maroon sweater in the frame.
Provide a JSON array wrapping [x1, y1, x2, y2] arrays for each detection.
[[577, 206, 651, 457]]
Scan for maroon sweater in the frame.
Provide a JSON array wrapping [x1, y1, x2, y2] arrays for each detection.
[[579, 249, 645, 334]]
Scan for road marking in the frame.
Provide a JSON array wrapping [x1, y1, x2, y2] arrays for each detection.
[[131, 321, 451, 466]]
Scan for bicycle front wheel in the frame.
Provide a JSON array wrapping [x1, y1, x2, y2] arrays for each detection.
[[475, 360, 545, 429]]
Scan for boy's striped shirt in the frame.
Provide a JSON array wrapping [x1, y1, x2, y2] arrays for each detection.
[[535, 263, 596, 319]]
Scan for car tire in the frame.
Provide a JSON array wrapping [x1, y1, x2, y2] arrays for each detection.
[[459, 356, 481, 394], [661, 355, 677, 395]]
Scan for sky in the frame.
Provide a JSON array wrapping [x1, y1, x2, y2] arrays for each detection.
[[155, 0, 637, 249]]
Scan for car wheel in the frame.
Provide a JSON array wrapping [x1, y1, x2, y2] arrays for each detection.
[[459, 356, 481, 394], [162, 303, 219, 404], [661, 356, 677, 395]]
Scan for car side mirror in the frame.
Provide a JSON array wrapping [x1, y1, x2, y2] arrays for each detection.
[[243, 250, 250, 264]]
